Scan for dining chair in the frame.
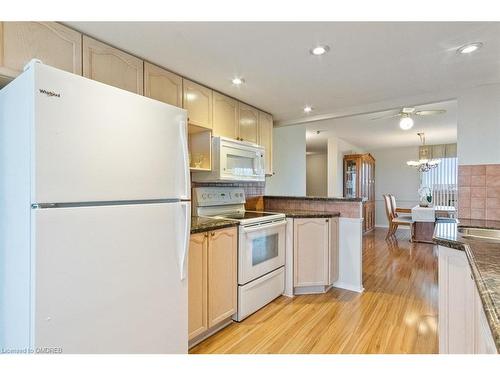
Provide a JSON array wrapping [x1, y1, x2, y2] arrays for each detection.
[[383, 194, 414, 240]]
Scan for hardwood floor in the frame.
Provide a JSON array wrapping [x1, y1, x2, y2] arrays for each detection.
[[189, 228, 438, 354]]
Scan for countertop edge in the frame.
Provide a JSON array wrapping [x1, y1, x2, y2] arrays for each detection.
[[190, 219, 238, 235]]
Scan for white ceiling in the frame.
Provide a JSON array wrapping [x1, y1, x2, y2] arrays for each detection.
[[306, 100, 457, 152], [67, 22, 500, 124]]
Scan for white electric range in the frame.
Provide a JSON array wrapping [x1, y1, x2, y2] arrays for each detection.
[[193, 187, 286, 321]]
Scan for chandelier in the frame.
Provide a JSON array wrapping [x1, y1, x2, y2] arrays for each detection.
[[406, 132, 440, 172]]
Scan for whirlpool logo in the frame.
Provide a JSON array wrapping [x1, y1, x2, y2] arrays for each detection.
[[39, 89, 61, 98]]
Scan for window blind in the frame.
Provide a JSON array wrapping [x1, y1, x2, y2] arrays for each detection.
[[421, 156, 458, 208]]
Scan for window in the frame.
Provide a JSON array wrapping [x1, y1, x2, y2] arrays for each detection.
[[421, 157, 458, 207]]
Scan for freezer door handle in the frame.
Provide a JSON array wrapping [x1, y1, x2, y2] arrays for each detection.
[[179, 201, 191, 280], [180, 120, 191, 200]]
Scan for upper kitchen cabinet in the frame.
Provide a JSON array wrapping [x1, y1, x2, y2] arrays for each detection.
[[258, 111, 273, 175], [83, 36, 144, 95], [144, 62, 183, 107], [0, 22, 82, 79], [212, 92, 238, 139], [183, 78, 213, 129], [238, 103, 259, 144]]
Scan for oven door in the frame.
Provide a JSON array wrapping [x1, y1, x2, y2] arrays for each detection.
[[238, 220, 286, 285], [219, 140, 265, 181]]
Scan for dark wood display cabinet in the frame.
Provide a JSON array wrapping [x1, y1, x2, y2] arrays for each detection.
[[343, 153, 376, 233]]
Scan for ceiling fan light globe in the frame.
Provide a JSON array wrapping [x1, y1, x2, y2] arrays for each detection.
[[399, 116, 414, 130]]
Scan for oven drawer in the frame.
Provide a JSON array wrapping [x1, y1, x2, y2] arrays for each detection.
[[235, 267, 284, 322]]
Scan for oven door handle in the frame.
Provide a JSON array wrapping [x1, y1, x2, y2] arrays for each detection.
[[241, 220, 286, 233]]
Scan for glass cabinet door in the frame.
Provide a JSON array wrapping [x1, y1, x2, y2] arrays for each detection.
[[345, 159, 357, 198]]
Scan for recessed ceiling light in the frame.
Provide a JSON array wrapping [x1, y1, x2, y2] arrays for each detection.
[[310, 45, 330, 56], [304, 106, 313, 113], [399, 115, 414, 130], [232, 77, 245, 85], [457, 42, 483, 54]]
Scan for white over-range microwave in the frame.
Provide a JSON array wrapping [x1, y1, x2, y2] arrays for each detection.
[[191, 136, 265, 182]]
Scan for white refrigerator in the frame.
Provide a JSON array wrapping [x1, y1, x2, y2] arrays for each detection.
[[0, 62, 191, 353]]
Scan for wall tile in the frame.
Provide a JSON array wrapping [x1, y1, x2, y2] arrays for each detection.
[[458, 174, 471, 187], [458, 207, 470, 219], [470, 187, 486, 198], [470, 209, 486, 220], [470, 175, 486, 187], [487, 187, 500, 198], [470, 197, 486, 209], [458, 165, 472, 176], [486, 165, 500, 176], [471, 165, 486, 176], [486, 174, 500, 187], [486, 197, 500, 208], [486, 208, 500, 221]]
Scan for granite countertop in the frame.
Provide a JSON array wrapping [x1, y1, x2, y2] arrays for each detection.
[[264, 195, 364, 202], [433, 219, 500, 352], [267, 209, 341, 218], [191, 216, 238, 234]]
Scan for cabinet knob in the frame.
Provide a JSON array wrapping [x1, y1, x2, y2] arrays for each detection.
[[211, 231, 215, 237], [325, 219, 329, 222]]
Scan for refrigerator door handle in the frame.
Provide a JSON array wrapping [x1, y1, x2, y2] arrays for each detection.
[[179, 201, 191, 280], [180, 120, 191, 200]]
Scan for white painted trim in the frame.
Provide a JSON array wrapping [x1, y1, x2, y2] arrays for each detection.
[[332, 281, 364, 293], [336, 217, 364, 293], [294, 285, 332, 295]]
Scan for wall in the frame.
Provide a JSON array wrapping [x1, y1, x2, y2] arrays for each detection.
[[327, 137, 365, 197], [265, 125, 306, 196], [458, 83, 500, 165], [370, 146, 421, 227], [306, 153, 328, 196], [456, 84, 500, 219]]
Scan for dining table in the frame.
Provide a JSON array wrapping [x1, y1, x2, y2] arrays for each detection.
[[410, 205, 456, 243]]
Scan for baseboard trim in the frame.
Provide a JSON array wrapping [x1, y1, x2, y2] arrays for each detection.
[[332, 281, 364, 293], [188, 317, 233, 349]]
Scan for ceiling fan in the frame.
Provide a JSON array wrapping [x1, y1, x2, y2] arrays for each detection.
[[370, 107, 447, 130]]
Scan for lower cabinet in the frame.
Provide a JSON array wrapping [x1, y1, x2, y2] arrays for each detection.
[[438, 245, 497, 354], [188, 227, 237, 343], [293, 217, 339, 293]]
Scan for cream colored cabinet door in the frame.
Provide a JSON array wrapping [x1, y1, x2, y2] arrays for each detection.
[[0, 22, 82, 78], [238, 102, 259, 143], [258, 111, 273, 175], [188, 232, 208, 340], [144, 62, 183, 107], [183, 78, 213, 129], [83, 36, 144, 95], [293, 218, 330, 287], [329, 218, 339, 284], [207, 227, 237, 327], [213, 92, 238, 139]]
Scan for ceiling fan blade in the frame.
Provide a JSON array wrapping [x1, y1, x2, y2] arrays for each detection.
[[369, 113, 401, 121], [415, 109, 446, 116]]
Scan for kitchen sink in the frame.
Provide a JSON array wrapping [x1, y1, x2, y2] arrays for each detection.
[[459, 227, 500, 241]]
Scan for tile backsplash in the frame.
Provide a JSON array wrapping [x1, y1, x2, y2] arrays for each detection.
[[458, 164, 500, 220]]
